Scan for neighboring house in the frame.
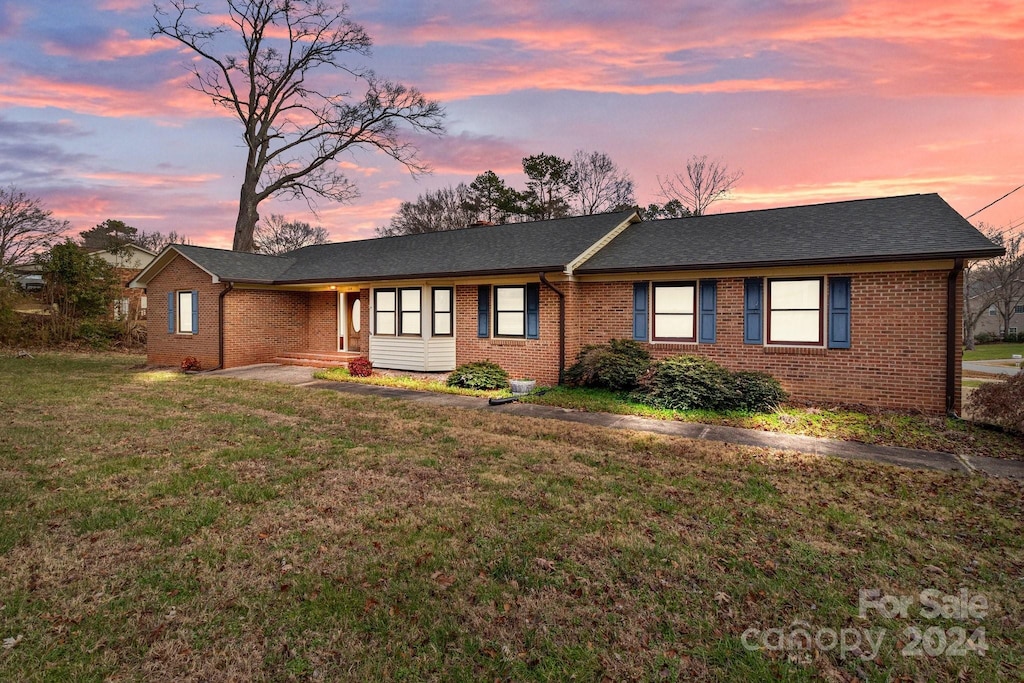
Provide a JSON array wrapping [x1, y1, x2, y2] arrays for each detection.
[[130, 194, 1002, 415], [973, 300, 1024, 337], [90, 244, 156, 320]]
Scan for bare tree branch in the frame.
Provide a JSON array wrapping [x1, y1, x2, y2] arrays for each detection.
[[0, 186, 69, 274], [658, 154, 742, 216], [153, 0, 445, 252], [572, 150, 635, 215], [254, 213, 329, 253]]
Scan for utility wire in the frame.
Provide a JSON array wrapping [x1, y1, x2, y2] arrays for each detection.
[[967, 183, 1024, 220]]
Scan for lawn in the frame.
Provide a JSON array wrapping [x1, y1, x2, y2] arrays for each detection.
[[317, 368, 1024, 460], [1, 353, 1022, 681], [963, 342, 1024, 361]]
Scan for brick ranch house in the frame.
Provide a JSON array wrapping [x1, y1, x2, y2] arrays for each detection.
[[130, 194, 1002, 416]]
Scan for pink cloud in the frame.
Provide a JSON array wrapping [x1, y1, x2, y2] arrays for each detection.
[[42, 31, 176, 61]]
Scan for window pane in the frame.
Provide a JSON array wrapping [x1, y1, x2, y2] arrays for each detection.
[[770, 280, 820, 309], [654, 285, 694, 314], [433, 288, 451, 313], [770, 310, 820, 342], [376, 311, 395, 335], [376, 290, 396, 312], [401, 288, 421, 312], [351, 299, 361, 332], [496, 311, 524, 336], [654, 313, 693, 339], [401, 311, 421, 335], [496, 287, 524, 311], [178, 291, 193, 333], [434, 312, 451, 336]]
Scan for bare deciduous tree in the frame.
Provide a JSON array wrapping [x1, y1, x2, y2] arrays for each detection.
[[658, 154, 742, 216], [377, 184, 477, 237], [572, 150, 635, 215], [0, 186, 68, 274], [963, 223, 1002, 349], [135, 230, 193, 252], [974, 231, 1024, 340], [254, 214, 330, 253], [154, 0, 445, 253]]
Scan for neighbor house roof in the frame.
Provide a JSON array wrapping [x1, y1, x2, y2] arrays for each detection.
[[577, 194, 1003, 274], [130, 194, 1002, 288]]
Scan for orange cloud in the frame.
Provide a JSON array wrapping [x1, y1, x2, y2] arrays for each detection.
[[42, 31, 176, 61], [0, 74, 223, 120]]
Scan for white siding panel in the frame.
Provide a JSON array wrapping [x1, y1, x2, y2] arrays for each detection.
[[370, 337, 426, 370], [425, 338, 456, 371]]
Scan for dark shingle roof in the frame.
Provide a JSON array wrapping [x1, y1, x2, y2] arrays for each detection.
[[171, 244, 296, 283], [273, 210, 636, 283], [577, 194, 1003, 274]]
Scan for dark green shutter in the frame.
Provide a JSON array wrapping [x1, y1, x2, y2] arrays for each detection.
[[632, 282, 648, 341], [828, 277, 851, 349], [477, 285, 490, 337], [525, 283, 540, 339], [167, 292, 175, 334], [744, 278, 762, 345], [699, 280, 717, 343], [191, 290, 199, 335]]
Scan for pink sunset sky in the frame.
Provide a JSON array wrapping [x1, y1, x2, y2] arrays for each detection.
[[1, 0, 1022, 248]]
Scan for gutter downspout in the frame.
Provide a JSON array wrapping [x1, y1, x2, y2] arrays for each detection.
[[214, 282, 234, 371], [539, 272, 566, 384], [946, 258, 964, 417]]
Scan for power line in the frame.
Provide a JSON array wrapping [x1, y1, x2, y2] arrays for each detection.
[[967, 183, 1024, 220]]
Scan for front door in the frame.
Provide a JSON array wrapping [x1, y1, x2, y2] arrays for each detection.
[[345, 292, 361, 352]]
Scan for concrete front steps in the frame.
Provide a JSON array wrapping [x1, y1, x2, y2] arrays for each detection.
[[272, 351, 364, 368]]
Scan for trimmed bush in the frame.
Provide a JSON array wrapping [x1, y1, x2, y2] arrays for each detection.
[[634, 355, 735, 411], [565, 338, 651, 391], [180, 356, 201, 372], [348, 356, 373, 377], [632, 355, 787, 413], [967, 374, 1024, 433], [446, 360, 508, 390], [731, 370, 788, 412]]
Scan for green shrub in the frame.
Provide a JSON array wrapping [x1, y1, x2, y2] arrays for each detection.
[[77, 318, 122, 349], [731, 370, 788, 412], [634, 355, 735, 411], [632, 355, 787, 413], [446, 360, 509, 390], [565, 338, 651, 391], [967, 374, 1024, 434]]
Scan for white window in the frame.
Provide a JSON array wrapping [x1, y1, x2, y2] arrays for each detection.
[[989, 306, 997, 316], [652, 283, 696, 341], [177, 291, 194, 334], [495, 286, 526, 337], [374, 288, 421, 336], [432, 287, 453, 336], [399, 288, 421, 335], [1015, 305, 1024, 314], [113, 298, 130, 320], [768, 278, 822, 345], [374, 289, 396, 335]]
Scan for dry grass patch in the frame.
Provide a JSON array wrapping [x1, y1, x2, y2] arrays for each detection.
[[0, 353, 1021, 681]]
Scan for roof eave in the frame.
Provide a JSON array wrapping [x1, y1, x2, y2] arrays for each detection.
[[576, 249, 1007, 275], [267, 265, 569, 286]]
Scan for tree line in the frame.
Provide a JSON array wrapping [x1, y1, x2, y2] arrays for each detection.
[[964, 224, 1024, 348], [378, 151, 741, 237]]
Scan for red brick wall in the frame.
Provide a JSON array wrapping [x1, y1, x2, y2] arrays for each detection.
[[577, 270, 962, 414], [222, 289, 310, 367], [454, 283, 568, 385], [145, 257, 224, 369], [307, 291, 338, 353]]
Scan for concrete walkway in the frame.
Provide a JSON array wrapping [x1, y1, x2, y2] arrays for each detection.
[[205, 364, 1024, 480], [963, 359, 1022, 376]]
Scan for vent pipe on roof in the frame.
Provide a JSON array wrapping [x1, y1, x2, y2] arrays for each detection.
[[946, 259, 964, 417]]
